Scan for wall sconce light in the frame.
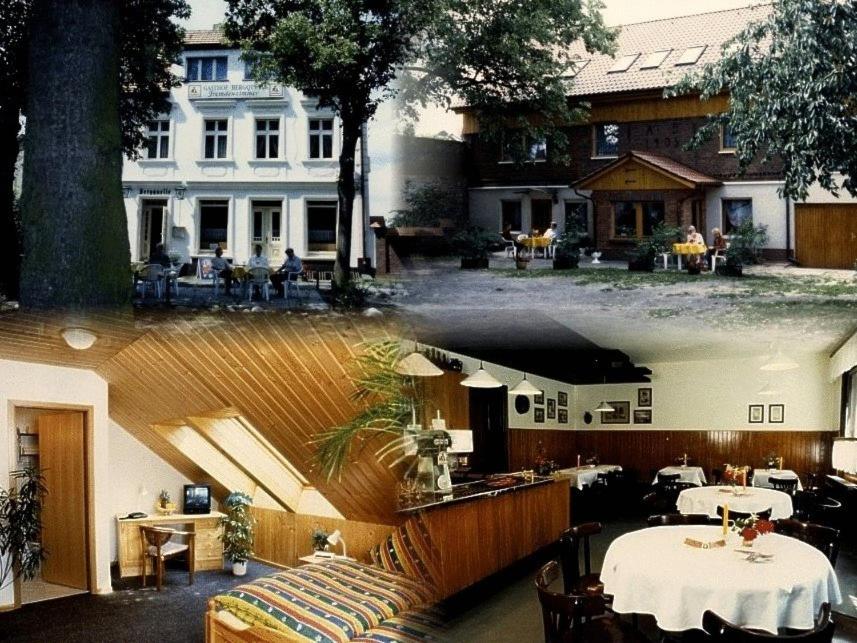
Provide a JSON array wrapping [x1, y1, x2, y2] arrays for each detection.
[[175, 184, 187, 200]]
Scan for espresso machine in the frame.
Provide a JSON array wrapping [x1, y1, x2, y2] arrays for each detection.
[[414, 429, 453, 492]]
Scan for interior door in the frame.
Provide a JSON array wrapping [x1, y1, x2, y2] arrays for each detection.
[[37, 412, 88, 590], [468, 386, 509, 474], [252, 205, 283, 264], [531, 199, 553, 235]]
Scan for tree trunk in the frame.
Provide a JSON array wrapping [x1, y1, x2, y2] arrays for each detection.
[[20, 0, 130, 308], [0, 106, 22, 301], [334, 117, 361, 289]]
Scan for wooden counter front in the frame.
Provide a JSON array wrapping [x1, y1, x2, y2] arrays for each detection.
[[116, 512, 225, 578], [419, 479, 569, 598]]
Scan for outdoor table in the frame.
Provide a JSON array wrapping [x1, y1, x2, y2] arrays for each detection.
[[653, 465, 707, 486], [676, 485, 794, 520], [600, 525, 841, 634], [672, 242, 706, 270], [752, 469, 803, 491], [519, 236, 551, 258], [555, 464, 622, 490]]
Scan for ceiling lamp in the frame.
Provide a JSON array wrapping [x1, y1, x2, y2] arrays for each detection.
[[593, 400, 615, 413], [461, 361, 503, 389], [395, 351, 443, 377], [61, 327, 97, 350], [760, 348, 799, 372], [757, 381, 780, 397], [509, 373, 540, 396]]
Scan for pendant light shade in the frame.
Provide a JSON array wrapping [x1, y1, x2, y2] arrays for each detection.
[[760, 349, 799, 372], [461, 361, 503, 388], [509, 373, 540, 396], [593, 400, 614, 413], [395, 351, 443, 377]]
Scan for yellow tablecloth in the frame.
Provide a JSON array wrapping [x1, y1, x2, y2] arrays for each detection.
[[520, 237, 551, 249], [672, 243, 706, 255]]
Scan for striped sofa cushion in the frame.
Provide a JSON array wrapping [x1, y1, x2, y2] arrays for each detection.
[[370, 515, 440, 593]]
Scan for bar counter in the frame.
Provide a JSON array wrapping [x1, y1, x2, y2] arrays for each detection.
[[396, 473, 554, 513]]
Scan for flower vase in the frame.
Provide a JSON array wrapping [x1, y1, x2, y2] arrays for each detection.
[[742, 538, 754, 548]]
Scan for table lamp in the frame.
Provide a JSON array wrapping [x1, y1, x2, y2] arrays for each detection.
[[326, 529, 347, 558]]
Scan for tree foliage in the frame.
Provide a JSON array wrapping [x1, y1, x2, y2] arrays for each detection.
[[390, 180, 465, 228], [671, 0, 857, 200]]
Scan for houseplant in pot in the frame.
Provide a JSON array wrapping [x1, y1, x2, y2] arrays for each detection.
[[220, 491, 255, 576], [452, 226, 495, 269], [0, 468, 47, 591]]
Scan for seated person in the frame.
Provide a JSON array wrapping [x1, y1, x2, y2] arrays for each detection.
[[685, 225, 704, 246], [148, 243, 172, 268], [501, 223, 513, 241], [271, 248, 303, 296], [210, 246, 234, 295], [247, 244, 269, 269], [543, 222, 558, 240]]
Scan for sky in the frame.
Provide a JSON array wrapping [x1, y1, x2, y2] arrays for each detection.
[[181, 0, 761, 215]]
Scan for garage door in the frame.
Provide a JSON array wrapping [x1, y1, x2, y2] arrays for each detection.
[[795, 204, 857, 269]]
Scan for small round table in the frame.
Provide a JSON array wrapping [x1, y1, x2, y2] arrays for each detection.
[[601, 525, 841, 634], [676, 485, 794, 520]]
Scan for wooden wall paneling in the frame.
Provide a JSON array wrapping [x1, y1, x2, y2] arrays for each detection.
[[507, 429, 835, 485], [589, 93, 730, 124], [251, 507, 297, 568], [580, 159, 694, 191], [422, 372, 469, 429]]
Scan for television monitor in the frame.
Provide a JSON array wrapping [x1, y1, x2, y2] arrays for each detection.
[[183, 484, 211, 515]]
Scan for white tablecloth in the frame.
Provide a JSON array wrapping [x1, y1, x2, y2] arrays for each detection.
[[556, 464, 622, 490], [653, 466, 707, 486], [752, 469, 803, 491], [601, 525, 841, 633], [676, 486, 794, 520]]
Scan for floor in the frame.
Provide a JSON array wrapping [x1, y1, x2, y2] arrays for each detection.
[[19, 575, 86, 605]]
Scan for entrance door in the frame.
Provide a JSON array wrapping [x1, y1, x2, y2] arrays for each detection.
[[468, 386, 509, 474], [141, 201, 166, 261], [252, 204, 283, 264], [795, 204, 857, 269], [531, 199, 553, 235], [38, 412, 88, 590]]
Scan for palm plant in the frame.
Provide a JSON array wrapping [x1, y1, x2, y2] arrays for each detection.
[[314, 340, 430, 481], [0, 468, 47, 590]]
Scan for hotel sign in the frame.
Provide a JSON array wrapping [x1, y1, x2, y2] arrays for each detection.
[[188, 83, 284, 100]]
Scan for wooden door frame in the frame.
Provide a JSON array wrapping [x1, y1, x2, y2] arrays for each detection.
[[8, 401, 96, 608]]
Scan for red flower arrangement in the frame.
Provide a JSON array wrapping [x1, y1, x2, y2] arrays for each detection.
[[734, 516, 775, 544]]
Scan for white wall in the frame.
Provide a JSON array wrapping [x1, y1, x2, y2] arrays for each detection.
[[107, 420, 192, 561], [469, 187, 592, 236]]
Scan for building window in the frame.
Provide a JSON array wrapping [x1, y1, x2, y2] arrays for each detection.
[[722, 199, 752, 234], [612, 201, 665, 239], [307, 200, 337, 251], [145, 120, 170, 159], [675, 45, 706, 66], [309, 119, 334, 159], [720, 123, 737, 151], [593, 123, 619, 158], [501, 201, 522, 234], [640, 49, 671, 70], [500, 132, 548, 163], [199, 200, 229, 251], [255, 119, 280, 159], [204, 119, 228, 159], [186, 56, 228, 82], [607, 53, 640, 73]]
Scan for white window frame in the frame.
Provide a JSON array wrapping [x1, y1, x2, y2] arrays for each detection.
[[201, 117, 231, 161], [719, 123, 737, 154], [186, 55, 229, 82], [305, 198, 339, 254], [253, 116, 283, 160], [308, 118, 335, 160], [142, 118, 172, 161]]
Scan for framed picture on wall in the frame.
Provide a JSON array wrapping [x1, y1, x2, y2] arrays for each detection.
[[769, 404, 784, 423], [558, 408, 568, 424], [534, 391, 545, 405], [633, 409, 652, 424], [534, 407, 545, 423], [748, 404, 764, 424], [638, 387, 652, 407], [601, 401, 630, 425], [558, 391, 568, 407], [547, 398, 556, 419]]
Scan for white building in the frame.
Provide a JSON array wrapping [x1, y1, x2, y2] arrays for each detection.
[[121, 29, 368, 268]]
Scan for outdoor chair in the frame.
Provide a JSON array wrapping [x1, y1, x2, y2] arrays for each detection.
[[284, 270, 304, 301], [248, 267, 272, 302], [702, 603, 833, 642], [140, 526, 195, 591], [138, 263, 165, 299], [503, 238, 516, 258]]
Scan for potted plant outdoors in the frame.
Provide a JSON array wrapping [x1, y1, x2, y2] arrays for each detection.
[[219, 491, 255, 576], [0, 468, 47, 592], [628, 240, 656, 272], [452, 226, 495, 269], [716, 221, 769, 277], [514, 241, 531, 270], [553, 219, 584, 270]]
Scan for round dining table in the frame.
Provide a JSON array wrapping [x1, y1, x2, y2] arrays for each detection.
[[600, 525, 841, 634], [752, 469, 803, 491], [555, 464, 622, 490], [676, 485, 794, 520], [653, 465, 707, 486]]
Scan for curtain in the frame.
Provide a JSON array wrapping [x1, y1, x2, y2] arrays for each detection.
[[845, 369, 857, 438]]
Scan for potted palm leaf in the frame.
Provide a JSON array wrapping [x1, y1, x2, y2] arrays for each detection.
[[0, 468, 47, 591], [219, 491, 255, 576]]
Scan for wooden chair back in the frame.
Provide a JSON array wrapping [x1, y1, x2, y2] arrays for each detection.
[[770, 477, 799, 494], [774, 519, 840, 566], [703, 603, 833, 641], [558, 522, 601, 595], [716, 505, 771, 522], [657, 472, 681, 486], [141, 525, 175, 549], [648, 513, 713, 527], [535, 561, 606, 643]]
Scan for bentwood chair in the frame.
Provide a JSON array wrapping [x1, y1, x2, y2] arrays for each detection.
[[140, 526, 195, 591], [535, 561, 645, 643], [716, 506, 772, 522], [769, 476, 799, 495], [774, 519, 840, 567], [558, 523, 604, 596], [702, 603, 833, 642], [647, 513, 713, 527]]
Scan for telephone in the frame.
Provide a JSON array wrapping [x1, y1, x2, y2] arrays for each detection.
[[124, 512, 148, 519]]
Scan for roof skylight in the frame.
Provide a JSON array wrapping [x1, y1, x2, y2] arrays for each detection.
[[639, 49, 671, 70], [607, 53, 640, 73], [675, 45, 706, 66]]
